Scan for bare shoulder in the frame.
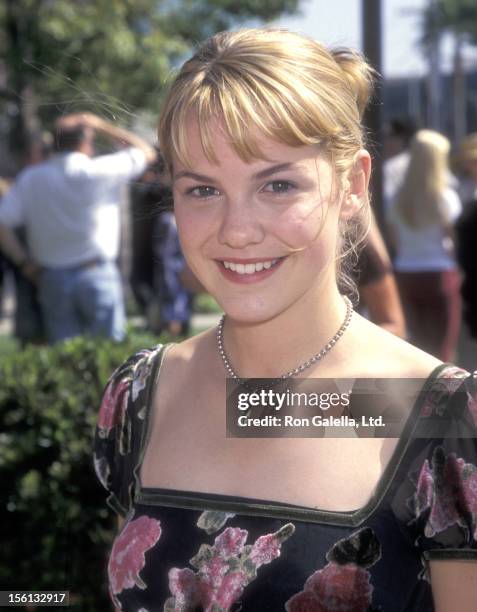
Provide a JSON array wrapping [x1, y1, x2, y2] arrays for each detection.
[[347, 314, 443, 379], [160, 326, 219, 384], [146, 327, 220, 433]]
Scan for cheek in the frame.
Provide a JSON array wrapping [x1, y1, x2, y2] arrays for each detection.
[[273, 199, 334, 252], [174, 208, 194, 247], [174, 202, 212, 250], [173, 209, 201, 272]]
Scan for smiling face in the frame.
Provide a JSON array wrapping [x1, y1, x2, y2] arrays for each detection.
[[172, 119, 362, 325]]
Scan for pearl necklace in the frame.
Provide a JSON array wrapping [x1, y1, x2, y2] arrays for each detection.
[[216, 296, 353, 381]]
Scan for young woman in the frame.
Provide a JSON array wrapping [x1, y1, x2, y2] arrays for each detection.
[[387, 130, 462, 361], [94, 29, 477, 611]]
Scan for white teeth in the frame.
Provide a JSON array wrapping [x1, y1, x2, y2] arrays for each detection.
[[222, 259, 280, 274]]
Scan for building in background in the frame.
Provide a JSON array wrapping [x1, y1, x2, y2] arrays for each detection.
[[384, 70, 477, 139]]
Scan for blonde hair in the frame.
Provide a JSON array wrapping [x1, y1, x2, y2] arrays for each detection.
[[158, 28, 375, 295], [395, 129, 451, 228]]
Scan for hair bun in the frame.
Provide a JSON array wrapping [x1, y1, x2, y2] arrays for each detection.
[[331, 48, 375, 118]]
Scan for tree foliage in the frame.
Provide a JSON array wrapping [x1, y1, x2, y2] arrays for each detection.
[[421, 0, 477, 46], [0, 334, 163, 610], [0, 0, 299, 147]]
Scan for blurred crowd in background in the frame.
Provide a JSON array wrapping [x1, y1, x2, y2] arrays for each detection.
[[0, 113, 196, 346], [0, 111, 476, 369]]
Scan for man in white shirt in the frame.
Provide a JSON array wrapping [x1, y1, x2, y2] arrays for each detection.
[[0, 113, 156, 343]]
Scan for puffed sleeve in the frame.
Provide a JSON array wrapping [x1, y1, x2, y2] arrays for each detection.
[[93, 346, 164, 517], [393, 369, 477, 563]]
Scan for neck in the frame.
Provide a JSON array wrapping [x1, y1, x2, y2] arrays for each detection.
[[219, 285, 350, 379]]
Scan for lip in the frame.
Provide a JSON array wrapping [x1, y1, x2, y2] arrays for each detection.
[[215, 256, 286, 284], [216, 257, 281, 264]]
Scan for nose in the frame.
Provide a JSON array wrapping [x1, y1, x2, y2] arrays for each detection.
[[217, 197, 265, 248]]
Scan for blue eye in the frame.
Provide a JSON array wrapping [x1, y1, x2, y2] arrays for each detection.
[[188, 185, 219, 198], [263, 180, 295, 194]]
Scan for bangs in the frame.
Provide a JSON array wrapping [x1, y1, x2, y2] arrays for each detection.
[[158, 28, 369, 180], [163, 63, 340, 170]]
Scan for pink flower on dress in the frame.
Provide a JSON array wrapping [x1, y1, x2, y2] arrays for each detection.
[[98, 349, 157, 436], [421, 369, 468, 418], [286, 563, 373, 612], [213, 570, 250, 608], [108, 516, 162, 606], [285, 528, 380, 612], [165, 523, 295, 611], [98, 378, 130, 436], [169, 568, 201, 609], [249, 531, 283, 566], [286, 589, 323, 611], [411, 446, 477, 540], [413, 459, 434, 517], [214, 526, 249, 558]]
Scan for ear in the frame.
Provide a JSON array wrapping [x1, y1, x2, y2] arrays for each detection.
[[340, 150, 371, 220]]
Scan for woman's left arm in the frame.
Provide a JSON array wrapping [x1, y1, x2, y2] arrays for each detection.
[[430, 559, 477, 611]]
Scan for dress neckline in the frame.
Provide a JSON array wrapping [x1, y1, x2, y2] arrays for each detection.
[[133, 345, 462, 527]]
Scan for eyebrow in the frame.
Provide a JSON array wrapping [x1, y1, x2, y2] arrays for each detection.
[[173, 162, 296, 183], [254, 163, 295, 180]]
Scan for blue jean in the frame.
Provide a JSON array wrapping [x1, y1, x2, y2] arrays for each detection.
[[38, 260, 126, 343], [14, 270, 45, 344]]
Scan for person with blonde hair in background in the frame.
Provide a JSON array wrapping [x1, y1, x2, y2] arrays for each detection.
[[94, 30, 476, 611], [387, 129, 462, 362]]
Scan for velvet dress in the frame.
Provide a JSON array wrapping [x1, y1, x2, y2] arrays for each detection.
[[94, 345, 477, 611]]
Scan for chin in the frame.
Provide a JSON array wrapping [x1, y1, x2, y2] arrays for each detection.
[[215, 296, 287, 326]]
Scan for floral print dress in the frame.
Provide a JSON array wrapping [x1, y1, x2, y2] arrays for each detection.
[[94, 346, 477, 611]]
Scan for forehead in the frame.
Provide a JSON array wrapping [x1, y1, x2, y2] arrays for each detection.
[[172, 116, 329, 176]]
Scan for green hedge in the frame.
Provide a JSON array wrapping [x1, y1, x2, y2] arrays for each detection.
[[0, 334, 165, 610]]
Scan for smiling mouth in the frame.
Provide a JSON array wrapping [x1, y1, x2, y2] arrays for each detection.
[[220, 258, 283, 275]]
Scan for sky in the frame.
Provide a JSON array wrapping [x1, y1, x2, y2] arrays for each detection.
[[273, 0, 447, 78]]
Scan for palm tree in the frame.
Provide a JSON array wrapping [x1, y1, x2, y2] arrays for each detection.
[[421, 0, 477, 141]]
